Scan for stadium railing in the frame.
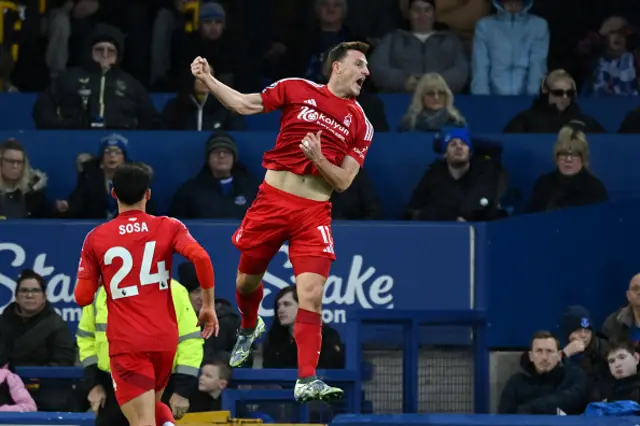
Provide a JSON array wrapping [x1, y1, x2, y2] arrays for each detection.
[[351, 309, 489, 414]]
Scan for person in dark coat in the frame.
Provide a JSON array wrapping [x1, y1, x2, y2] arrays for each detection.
[[528, 125, 608, 213], [560, 305, 609, 386], [56, 134, 155, 219], [0, 269, 75, 411], [0, 139, 50, 219], [187, 356, 232, 413], [498, 330, 589, 414], [262, 286, 345, 370], [405, 127, 502, 222], [504, 69, 605, 133], [161, 71, 245, 131], [169, 132, 259, 219], [33, 23, 160, 130], [591, 339, 640, 403]]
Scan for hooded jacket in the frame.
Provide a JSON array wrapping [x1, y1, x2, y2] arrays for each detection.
[[33, 24, 160, 130], [471, 0, 549, 95]]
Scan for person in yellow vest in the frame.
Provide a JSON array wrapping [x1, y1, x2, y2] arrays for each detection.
[[76, 279, 203, 425]]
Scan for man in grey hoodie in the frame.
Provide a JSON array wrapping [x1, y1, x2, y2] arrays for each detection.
[[369, 0, 468, 93]]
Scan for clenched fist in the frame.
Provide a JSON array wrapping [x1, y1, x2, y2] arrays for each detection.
[[191, 56, 211, 81]]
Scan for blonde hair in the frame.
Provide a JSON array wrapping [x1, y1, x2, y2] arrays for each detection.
[[554, 125, 590, 168], [542, 69, 577, 93], [402, 73, 464, 129], [0, 139, 34, 194]]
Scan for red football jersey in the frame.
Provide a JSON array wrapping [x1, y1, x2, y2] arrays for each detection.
[[77, 210, 197, 355], [260, 78, 374, 176]]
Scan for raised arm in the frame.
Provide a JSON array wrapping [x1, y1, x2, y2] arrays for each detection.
[[191, 57, 264, 115]]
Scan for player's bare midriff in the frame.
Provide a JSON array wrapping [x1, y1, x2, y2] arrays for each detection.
[[264, 170, 332, 202]]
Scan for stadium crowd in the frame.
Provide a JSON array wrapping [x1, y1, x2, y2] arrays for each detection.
[[2, 0, 640, 422]]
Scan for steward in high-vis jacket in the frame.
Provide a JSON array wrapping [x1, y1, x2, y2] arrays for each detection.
[[76, 280, 202, 425]]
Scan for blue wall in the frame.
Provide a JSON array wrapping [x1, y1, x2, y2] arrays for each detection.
[[3, 93, 638, 132], [10, 131, 640, 219], [1, 200, 638, 348]]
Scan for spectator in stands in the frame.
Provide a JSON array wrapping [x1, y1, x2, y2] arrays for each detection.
[[498, 330, 589, 414], [169, 132, 259, 219], [263, 286, 345, 369], [404, 127, 503, 222], [471, 0, 549, 95], [590, 340, 640, 403], [188, 356, 232, 413], [602, 273, 640, 344], [56, 134, 156, 219], [0, 139, 50, 219], [162, 71, 245, 131], [178, 262, 241, 361], [400, 0, 490, 50], [560, 305, 609, 386], [527, 125, 608, 213], [0, 362, 37, 412], [286, 0, 362, 83], [370, 0, 468, 93], [166, 2, 237, 92], [46, 0, 102, 80], [77, 277, 202, 423], [504, 70, 606, 133], [0, 269, 75, 411], [398, 73, 466, 132], [581, 17, 639, 96], [331, 168, 382, 219], [33, 24, 160, 130]]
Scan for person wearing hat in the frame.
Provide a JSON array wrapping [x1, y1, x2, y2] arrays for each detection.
[[55, 134, 155, 218], [34, 23, 160, 130], [404, 127, 502, 221], [560, 305, 608, 384], [173, 2, 235, 91], [169, 132, 259, 219]]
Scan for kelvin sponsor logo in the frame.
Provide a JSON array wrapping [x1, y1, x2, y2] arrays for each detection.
[[0, 243, 81, 323], [258, 244, 394, 324]]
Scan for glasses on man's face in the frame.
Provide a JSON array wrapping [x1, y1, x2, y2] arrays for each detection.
[[1, 157, 24, 167], [549, 88, 576, 98], [18, 288, 43, 296]]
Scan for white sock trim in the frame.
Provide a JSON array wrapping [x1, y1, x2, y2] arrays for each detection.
[[162, 422, 175, 426]]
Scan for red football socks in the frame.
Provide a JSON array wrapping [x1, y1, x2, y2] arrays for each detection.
[[156, 402, 176, 426], [155, 401, 175, 426], [294, 308, 323, 378], [236, 282, 264, 330]]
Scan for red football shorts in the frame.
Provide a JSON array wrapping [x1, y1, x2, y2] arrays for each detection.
[[233, 182, 336, 268], [109, 350, 176, 405]]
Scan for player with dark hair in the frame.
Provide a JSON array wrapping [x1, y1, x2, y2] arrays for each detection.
[[74, 163, 219, 426], [191, 41, 374, 402]]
